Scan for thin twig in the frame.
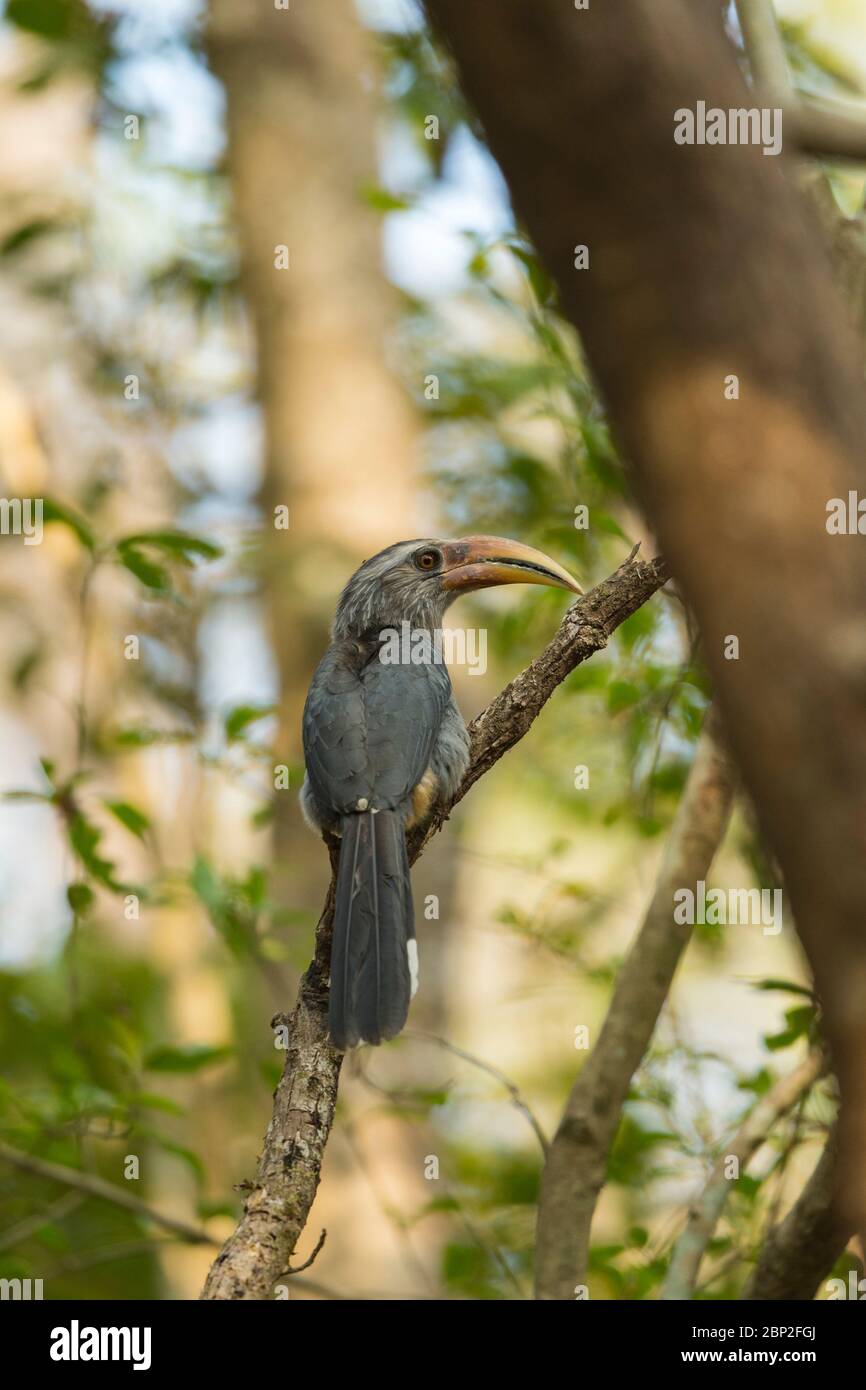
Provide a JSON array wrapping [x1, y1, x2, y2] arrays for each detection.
[[0, 1139, 219, 1247], [282, 1228, 327, 1276], [0, 1191, 84, 1254], [661, 1050, 825, 1299], [405, 1030, 549, 1156]]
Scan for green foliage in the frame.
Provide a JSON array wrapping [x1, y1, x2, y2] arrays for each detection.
[[41, 497, 95, 551], [0, 0, 839, 1306], [103, 801, 151, 841], [6, 0, 115, 80], [223, 704, 276, 742], [143, 1045, 232, 1075], [115, 531, 222, 595]]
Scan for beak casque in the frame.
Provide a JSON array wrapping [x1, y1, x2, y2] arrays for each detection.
[[439, 535, 583, 595]]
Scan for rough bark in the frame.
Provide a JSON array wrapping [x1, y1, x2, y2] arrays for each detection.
[[200, 551, 669, 1297], [743, 1127, 853, 1300], [425, 0, 866, 1243], [534, 707, 735, 1299]]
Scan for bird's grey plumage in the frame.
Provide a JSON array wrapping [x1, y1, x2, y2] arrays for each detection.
[[300, 535, 579, 1049], [302, 542, 470, 1047]]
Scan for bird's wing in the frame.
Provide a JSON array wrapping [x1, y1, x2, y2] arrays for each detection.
[[302, 641, 451, 816]]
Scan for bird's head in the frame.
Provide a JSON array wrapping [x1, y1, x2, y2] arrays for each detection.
[[332, 535, 583, 639]]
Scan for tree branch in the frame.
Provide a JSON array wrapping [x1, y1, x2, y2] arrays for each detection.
[[405, 1031, 548, 1157], [733, 0, 794, 105], [425, 0, 866, 1254], [661, 1050, 825, 1300], [200, 549, 669, 1298], [0, 1139, 218, 1247], [534, 705, 735, 1299], [735, 0, 866, 340], [735, 0, 866, 162], [281, 1227, 327, 1278], [793, 99, 866, 166], [743, 1124, 853, 1300]]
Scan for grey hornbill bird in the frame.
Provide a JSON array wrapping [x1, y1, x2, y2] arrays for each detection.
[[301, 535, 582, 1050]]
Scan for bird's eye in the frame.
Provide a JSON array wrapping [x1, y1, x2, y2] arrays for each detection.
[[414, 548, 441, 572]]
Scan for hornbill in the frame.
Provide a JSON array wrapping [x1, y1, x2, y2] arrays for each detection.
[[301, 535, 582, 1049]]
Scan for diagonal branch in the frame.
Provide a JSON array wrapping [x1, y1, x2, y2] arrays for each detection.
[[0, 1139, 218, 1247], [735, 0, 866, 341], [734, 0, 866, 162], [534, 705, 735, 1299], [405, 1030, 548, 1157], [200, 548, 669, 1299], [661, 1049, 825, 1300], [743, 1123, 853, 1300], [425, 0, 866, 1260]]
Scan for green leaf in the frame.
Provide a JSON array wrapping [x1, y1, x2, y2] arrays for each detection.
[[111, 726, 194, 748], [143, 1043, 233, 1074], [753, 978, 814, 999], [468, 248, 489, 278], [738, 1066, 774, 1095], [590, 511, 630, 541], [7, 0, 73, 38], [116, 543, 170, 592], [104, 800, 150, 840], [143, 1132, 206, 1185], [0, 218, 58, 257], [41, 497, 95, 551], [68, 812, 122, 892], [607, 679, 641, 715], [189, 856, 222, 914], [120, 1091, 185, 1117], [224, 704, 276, 741], [733, 1173, 762, 1200], [764, 1005, 815, 1051], [785, 1004, 816, 1036], [359, 182, 411, 213], [114, 531, 221, 592], [12, 645, 43, 691], [507, 241, 556, 305], [66, 882, 94, 916], [116, 530, 222, 562]]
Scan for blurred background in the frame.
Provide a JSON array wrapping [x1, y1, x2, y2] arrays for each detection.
[[0, 0, 863, 1300]]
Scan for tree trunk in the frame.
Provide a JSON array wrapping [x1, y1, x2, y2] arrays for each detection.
[[425, 0, 866, 1248]]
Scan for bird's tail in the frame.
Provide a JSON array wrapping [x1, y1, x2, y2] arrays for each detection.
[[329, 808, 416, 1049]]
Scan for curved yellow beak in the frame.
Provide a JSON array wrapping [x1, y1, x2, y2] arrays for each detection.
[[439, 535, 582, 595]]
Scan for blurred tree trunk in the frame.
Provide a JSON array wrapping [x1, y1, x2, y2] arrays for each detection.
[[206, 0, 458, 1290], [425, 0, 866, 1248], [0, 34, 223, 1298], [208, 0, 417, 759]]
